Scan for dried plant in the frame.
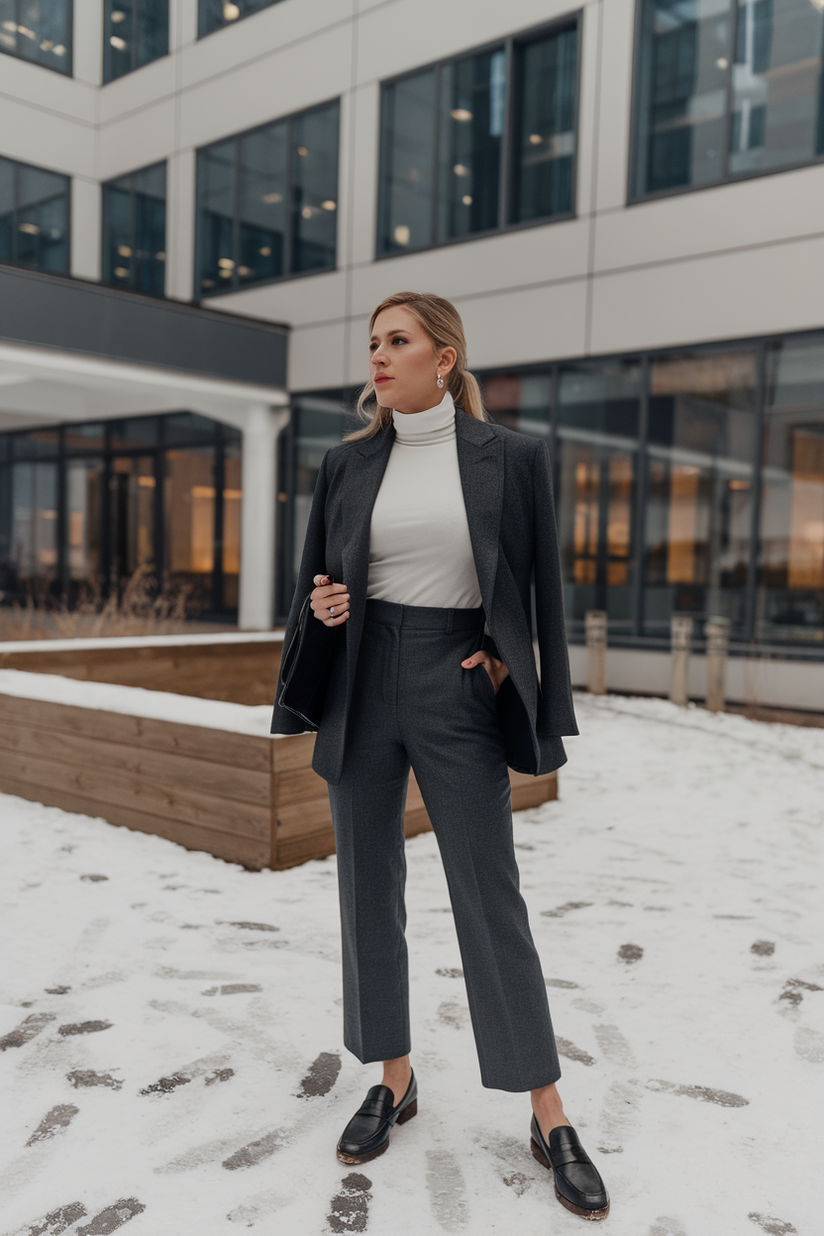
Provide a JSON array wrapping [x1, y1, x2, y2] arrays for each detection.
[[0, 568, 232, 641]]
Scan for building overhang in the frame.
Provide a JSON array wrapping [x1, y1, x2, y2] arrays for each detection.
[[0, 265, 289, 432]]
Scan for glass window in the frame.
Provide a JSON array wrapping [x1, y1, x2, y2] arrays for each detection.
[[196, 100, 339, 296], [109, 416, 159, 450], [644, 351, 757, 637], [511, 26, 578, 223], [557, 361, 642, 636], [102, 162, 166, 296], [164, 412, 218, 447], [222, 441, 241, 611], [8, 461, 59, 588], [0, 155, 70, 274], [164, 445, 215, 609], [67, 459, 104, 584], [103, 0, 168, 82], [10, 429, 59, 459], [633, 0, 824, 197], [110, 454, 157, 586], [64, 423, 106, 454], [378, 22, 580, 257], [0, 0, 72, 74], [198, 0, 282, 38], [758, 336, 824, 644]]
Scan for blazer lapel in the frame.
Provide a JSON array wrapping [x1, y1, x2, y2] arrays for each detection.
[[455, 410, 504, 611]]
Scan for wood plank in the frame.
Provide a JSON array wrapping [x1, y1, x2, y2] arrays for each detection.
[[274, 828, 336, 870], [271, 731, 316, 773], [276, 796, 334, 838], [511, 772, 557, 812], [0, 748, 270, 840], [0, 774, 271, 869], [275, 765, 330, 807], [0, 720, 271, 807], [0, 694, 271, 771]]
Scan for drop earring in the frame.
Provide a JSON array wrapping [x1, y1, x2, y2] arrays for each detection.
[[437, 373, 444, 389]]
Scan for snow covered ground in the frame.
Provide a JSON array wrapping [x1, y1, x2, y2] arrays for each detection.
[[1, 693, 822, 1236]]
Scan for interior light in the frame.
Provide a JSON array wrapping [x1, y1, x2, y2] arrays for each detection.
[[529, 133, 542, 145], [1, 21, 16, 31], [117, 244, 132, 257], [238, 266, 251, 276], [40, 39, 53, 51], [114, 267, 129, 278], [18, 222, 40, 235], [219, 268, 232, 278], [729, 480, 750, 490], [301, 206, 313, 219], [111, 9, 127, 20], [462, 195, 472, 206], [202, 279, 216, 288], [0, 33, 14, 47], [110, 35, 127, 50], [137, 476, 156, 488], [297, 146, 308, 157], [53, 44, 66, 55], [259, 246, 271, 256], [716, 57, 729, 69], [262, 192, 282, 203], [321, 199, 336, 211], [155, 252, 165, 261], [18, 24, 35, 39], [407, 167, 420, 182], [451, 108, 473, 122], [218, 258, 235, 268], [453, 163, 468, 177], [393, 224, 410, 246], [223, 2, 241, 19]]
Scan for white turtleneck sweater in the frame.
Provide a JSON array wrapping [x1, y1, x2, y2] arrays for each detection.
[[366, 391, 483, 609]]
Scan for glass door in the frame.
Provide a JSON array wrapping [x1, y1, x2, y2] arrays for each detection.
[[109, 455, 157, 590]]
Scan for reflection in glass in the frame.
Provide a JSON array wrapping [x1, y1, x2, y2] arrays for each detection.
[[198, 0, 281, 38], [109, 416, 159, 450], [633, 0, 731, 195], [758, 337, 824, 643], [511, 26, 578, 222], [557, 362, 641, 634], [67, 459, 104, 583], [196, 101, 339, 295], [9, 462, 59, 585], [730, 0, 824, 174], [103, 0, 168, 83], [437, 47, 505, 241], [644, 352, 756, 636], [0, 0, 72, 73], [482, 371, 552, 438], [222, 443, 242, 610], [292, 395, 350, 580], [0, 155, 70, 274], [164, 447, 215, 608], [102, 162, 167, 296], [378, 69, 438, 255], [110, 455, 156, 585]]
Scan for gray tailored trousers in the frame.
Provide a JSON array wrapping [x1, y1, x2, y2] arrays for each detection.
[[327, 598, 561, 1093]]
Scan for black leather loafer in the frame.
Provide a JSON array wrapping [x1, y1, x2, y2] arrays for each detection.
[[336, 1072, 418, 1165], [530, 1118, 610, 1221]]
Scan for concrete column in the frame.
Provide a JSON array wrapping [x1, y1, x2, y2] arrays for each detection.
[[167, 149, 196, 301], [585, 610, 608, 695], [669, 615, 693, 707], [239, 403, 290, 630], [71, 179, 101, 282], [73, 0, 103, 85], [705, 617, 731, 713]]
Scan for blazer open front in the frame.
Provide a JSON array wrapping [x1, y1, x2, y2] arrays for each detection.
[[270, 407, 578, 783]]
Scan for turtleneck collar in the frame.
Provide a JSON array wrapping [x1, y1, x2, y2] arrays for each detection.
[[391, 392, 455, 445]]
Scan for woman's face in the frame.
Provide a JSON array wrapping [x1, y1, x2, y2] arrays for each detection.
[[369, 307, 456, 415]]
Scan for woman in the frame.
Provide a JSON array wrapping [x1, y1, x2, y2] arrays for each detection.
[[271, 292, 609, 1221]]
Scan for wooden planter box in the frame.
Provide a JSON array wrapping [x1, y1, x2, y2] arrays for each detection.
[[0, 689, 557, 870]]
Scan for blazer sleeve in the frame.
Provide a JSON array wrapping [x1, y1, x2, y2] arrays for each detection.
[[532, 438, 579, 737], [270, 448, 336, 735]]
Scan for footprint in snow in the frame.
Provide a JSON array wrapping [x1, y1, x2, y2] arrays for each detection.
[[748, 1214, 797, 1235], [0, 1012, 56, 1051], [76, 1199, 145, 1235], [14, 1201, 87, 1234], [58, 1021, 112, 1036], [26, 1105, 79, 1146], [593, 1024, 637, 1068], [297, 1051, 341, 1098], [426, 1151, 469, 1232], [648, 1219, 687, 1236]]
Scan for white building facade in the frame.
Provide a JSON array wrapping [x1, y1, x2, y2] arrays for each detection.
[[2, 0, 824, 704]]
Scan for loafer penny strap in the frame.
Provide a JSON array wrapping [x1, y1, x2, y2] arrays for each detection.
[[550, 1142, 594, 1169], [355, 1085, 397, 1121]]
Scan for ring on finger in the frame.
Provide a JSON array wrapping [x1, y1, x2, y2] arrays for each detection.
[[330, 606, 335, 615]]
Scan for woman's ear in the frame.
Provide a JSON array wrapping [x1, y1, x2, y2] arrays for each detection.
[[436, 345, 458, 376]]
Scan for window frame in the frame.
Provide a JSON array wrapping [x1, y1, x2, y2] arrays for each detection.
[[0, 0, 73, 76], [194, 96, 341, 300], [102, 0, 170, 84], [627, 0, 824, 206], [375, 13, 583, 262], [0, 153, 71, 276], [100, 160, 168, 298]]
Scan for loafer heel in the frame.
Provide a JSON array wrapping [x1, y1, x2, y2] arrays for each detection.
[[397, 1098, 417, 1125], [530, 1135, 550, 1170]]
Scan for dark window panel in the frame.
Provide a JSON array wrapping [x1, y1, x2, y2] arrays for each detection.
[[164, 412, 219, 446], [109, 416, 160, 450], [436, 46, 506, 242], [0, 155, 70, 274], [103, 0, 169, 83], [378, 68, 439, 255], [511, 26, 578, 223], [0, 0, 72, 74], [102, 161, 166, 296], [633, 0, 731, 196], [198, 0, 282, 38], [196, 101, 339, 295]]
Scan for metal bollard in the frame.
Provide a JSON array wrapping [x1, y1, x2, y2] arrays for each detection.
[[704, 616, 730, 713], [585, 610, 608, 695], [669, 615, 693, 707]]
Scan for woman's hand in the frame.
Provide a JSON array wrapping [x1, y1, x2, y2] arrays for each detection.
[[311, 574, 350, 627], [461, 650, 509, 694]]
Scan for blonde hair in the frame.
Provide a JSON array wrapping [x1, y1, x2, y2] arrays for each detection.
[[343, 291, 488, 442]]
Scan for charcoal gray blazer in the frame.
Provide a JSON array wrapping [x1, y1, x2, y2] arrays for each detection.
[[270, 408, 578, 784]]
